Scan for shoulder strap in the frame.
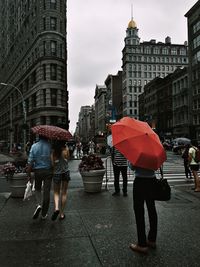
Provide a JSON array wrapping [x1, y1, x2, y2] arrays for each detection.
[[159, 165, 163, 179]]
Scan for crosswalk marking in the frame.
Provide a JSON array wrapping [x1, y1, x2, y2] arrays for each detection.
[[103, 156, 194, 187]]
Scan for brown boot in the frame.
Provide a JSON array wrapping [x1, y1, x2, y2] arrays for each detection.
[[129, 243, 148, 254]]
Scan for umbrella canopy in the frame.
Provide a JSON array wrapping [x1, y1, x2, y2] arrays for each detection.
[[31, 125, 72, 141], [111, 117, 166, 170], [173, 137, 191, 145]]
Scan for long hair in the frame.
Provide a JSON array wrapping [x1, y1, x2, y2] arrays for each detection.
[[52, 140, 66, 159]]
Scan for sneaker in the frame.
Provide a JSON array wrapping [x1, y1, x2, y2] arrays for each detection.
[[129, 243, 148, 254], [123, 192, 128, 197], [41, 214, 48, 220], [32, 205, 41, 219], [112, 191, 120, 196]]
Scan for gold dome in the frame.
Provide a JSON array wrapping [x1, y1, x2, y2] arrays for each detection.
[[128, 19, 137, 29]]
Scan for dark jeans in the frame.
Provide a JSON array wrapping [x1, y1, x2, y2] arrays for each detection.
[[184, 160, 191, 178], [34, 168, 53, 217], [113, 165, 127, 193], [133, 177, 158, 247]]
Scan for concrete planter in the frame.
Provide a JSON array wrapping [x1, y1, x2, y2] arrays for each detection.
[[9, 173, 27, 198], [80, 169, 105, 193]]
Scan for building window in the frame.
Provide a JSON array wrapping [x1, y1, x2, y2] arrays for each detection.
[[162, 48, 168, 54], [50, 41, 57, 56], [32, 93, 37, 108], [50, 64, 57, 80], [31, 70, 37, 85], [43, 41, 46, 55], [50, 17, 57, 31], [60, 66, 64, 82], [50, 0, 57, 9], [43, 18, 46, 30], [50, 116, 58, 124], [51, 89, 57, 106], [171, 48, 177, 55], [43, 64, 46, 80], [43, 89, 46, 105], [40, 116, 46, 124], [193, 21, 200, 34], [61, 90, 65, 106], [25, 78, 29, 91]]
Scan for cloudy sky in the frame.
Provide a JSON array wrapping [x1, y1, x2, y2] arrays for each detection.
[[67, 0, 197, 132]]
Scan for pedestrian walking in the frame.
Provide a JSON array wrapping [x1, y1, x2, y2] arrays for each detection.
[[27, 135, 52, 220], [188, 139, 200, 192], [130, 165, 158, 254], [51, 140, 70, 221], [182, 144, 192, 180], [111, 146, 128, 196]]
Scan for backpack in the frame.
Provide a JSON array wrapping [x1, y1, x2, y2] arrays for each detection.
[[194, 147, 200, 163]]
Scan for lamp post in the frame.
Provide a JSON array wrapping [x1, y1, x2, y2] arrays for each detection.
[[0, 82, 27, 152]]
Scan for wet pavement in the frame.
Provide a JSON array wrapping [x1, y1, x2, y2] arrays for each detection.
[[0, 153, 200, 266]]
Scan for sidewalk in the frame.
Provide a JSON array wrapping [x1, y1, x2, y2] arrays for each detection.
[[0, 170, 200, 267]]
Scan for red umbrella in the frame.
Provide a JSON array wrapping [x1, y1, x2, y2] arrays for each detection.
[[31, 125, 72, 141], [111, 117, 166, 170]]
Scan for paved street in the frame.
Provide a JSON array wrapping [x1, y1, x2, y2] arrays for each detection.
[[0, 151, 200, 266]]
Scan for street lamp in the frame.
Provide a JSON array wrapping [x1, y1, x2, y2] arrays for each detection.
[[0, 82, 27, 152]]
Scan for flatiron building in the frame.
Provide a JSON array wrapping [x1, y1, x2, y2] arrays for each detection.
[[0, 0, 68, 145]]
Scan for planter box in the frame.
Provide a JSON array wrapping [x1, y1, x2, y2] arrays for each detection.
[[80, 169, 105, 193], [9, 173, 27, 198]]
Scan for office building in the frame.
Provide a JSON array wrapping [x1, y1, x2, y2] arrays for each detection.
[[0, 0, 68, 147], [185, 0, 200, 139], [122, 17, 189, 119]]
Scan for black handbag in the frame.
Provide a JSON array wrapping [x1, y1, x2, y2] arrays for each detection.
[[154, 167, 171, 201]]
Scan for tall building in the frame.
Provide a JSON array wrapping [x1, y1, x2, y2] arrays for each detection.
[[122, 17, 189, 119], [0, 0, 68, 148], [94, 85, 107, 136], [185, 0, 200, 139], [105, 71, 123, 123]]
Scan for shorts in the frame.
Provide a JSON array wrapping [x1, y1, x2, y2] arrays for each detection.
[[189, 164, 199, 171], [53, 171, 70, 184]]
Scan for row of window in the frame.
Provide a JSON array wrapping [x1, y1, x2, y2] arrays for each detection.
[[193, 35, 200, 49], [43, 0, 64, 11], [128, 71, 171, 79], [43, 16, 64, 33], [0, 87, 66, 123], [127, 64, 176, 71], [193, 20, 200, 34], [127, 55, 187, 64], [13, 63, 65, 98], [127, 46, 187, 56]]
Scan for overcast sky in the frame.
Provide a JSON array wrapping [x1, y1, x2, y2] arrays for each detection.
[[67, 0, 197, 133]]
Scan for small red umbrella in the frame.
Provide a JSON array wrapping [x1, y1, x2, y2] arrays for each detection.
[[111, 117, 166, 170], [31, 125, 72, 141]]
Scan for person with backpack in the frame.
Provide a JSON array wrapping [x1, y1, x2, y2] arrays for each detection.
[[182, 144, 192, 180], [188, 139, 200, 192]]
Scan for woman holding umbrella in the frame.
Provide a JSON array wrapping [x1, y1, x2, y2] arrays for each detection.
[[111, 117, 167, 254], [51, 140, 70, 220], [129, 165, 158, 253]]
